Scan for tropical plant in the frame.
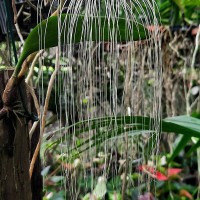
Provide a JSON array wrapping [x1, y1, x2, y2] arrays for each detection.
[[157, 0, 200, 25], [0, 0, 199, 199]]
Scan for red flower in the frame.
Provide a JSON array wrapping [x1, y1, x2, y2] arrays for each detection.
[[167, 168, 182, 176], [138, 165, 182, 181], [156, 171, 168, 181]]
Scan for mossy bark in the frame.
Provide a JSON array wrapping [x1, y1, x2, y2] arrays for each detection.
[[0, 68, 32, 200]]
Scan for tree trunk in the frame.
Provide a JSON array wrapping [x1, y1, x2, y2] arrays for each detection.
[[0, 69, 32, 200]]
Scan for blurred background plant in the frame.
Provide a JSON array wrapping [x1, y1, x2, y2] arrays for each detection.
[[0, 0, 200, 199]]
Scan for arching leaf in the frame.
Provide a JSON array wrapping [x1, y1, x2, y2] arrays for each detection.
[[45, 115, 200, 156], [14, 14, 149, 76]]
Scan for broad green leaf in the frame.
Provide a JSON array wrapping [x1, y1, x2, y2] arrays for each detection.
[[46, 115, 200, 155], [163, 115, 200, 137], [14, 14, 149, 76], [71, 126, 151, 156], [163, 115, 200, 163]]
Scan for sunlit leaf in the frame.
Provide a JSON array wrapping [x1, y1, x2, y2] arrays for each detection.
[[93, 177, 107, 199], [50, 176, 64, 183], [41, 165, 51, 176]]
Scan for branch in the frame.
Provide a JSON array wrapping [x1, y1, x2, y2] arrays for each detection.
[[12, 0, 18, 23], [26, 50, 44, 84], [25, 0, 37, 11], [29, 47, 60, 178]]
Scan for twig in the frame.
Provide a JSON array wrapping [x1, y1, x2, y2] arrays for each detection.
[[46, 165, 61, 179], [44, 0, 50, 7], [25, 0, 37, 11], [42, 47, 60, 133], [15, 23, 24, 44], [29, 138, 41, 178], [169, 33, 187, 62], [29, 121, 39, 139], [191, 25, 200, 69], [26, 85, 40, 139], [26, 50, 44, 84], [17, 4, 24, 18], [29, 47, 60, 177], [52, 0, 65, 16], [12, 0, 24, 44], [12, 0, 18, 24], [190, 95, 200, 111]]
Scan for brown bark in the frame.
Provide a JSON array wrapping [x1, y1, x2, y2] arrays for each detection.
[[0, 69, 32, 200]]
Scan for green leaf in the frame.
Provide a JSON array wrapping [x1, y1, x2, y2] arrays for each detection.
[[50, 176, 64, 183], [168, 135, 190, 163], [191, 112, 200, 119], [108, 192, 122, 200], [93, 177, 107, 199], [162, 115, 200, 138], [41, 165, 51, 176], [183, 0, 200, 6], [186, 139, 200, 157], [14, 14, 149, 76], [0, 66, 14, 71], [163, 115, 200, 163], [47, 115, 200, 156], [82, 193, 91, 200], [172, 0, 183, 9]]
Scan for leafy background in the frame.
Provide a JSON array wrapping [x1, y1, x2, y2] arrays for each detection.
[[0, 0, 200, 199]]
